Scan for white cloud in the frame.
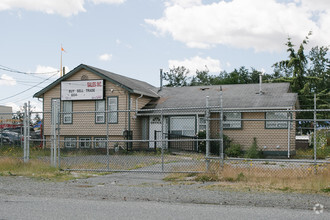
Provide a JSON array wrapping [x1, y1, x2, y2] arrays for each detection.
[[168, 56, 221, 74], [146, 0, 330, 52], [91, 0, 126, 4], [0, 0, 125, 17], [5, 102, 21, 113], [165, 0, 202, 8], [35, 65, 60, 77], [0, 74, 17, 86], [29, 100, 43, 113], [6, 100, 43, 113], [99, 53, 113, 61]]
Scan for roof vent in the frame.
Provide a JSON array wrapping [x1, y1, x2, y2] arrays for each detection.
[[200, 88, 209, 91], [81, 75, 88, 80], [259, 72, 264, 95]]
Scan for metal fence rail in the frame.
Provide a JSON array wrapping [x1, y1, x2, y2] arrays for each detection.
[[0, 100, 329, 175]]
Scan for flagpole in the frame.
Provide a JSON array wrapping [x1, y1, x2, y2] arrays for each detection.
[[60, 44, 63, 77]]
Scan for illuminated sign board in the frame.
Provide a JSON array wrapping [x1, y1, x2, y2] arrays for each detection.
[[61, 80, 104, 100]]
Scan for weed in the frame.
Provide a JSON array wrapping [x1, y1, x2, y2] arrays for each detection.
[[225, 143, 243, 157], [245, 137, 262, 158]]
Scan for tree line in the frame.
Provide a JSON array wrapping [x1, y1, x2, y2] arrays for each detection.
[[163, 33, 329, 122]]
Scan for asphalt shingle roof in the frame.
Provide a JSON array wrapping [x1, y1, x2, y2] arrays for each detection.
[[33, 64, 297, 110], [85, 65, 158, 98], [145, 83, 297, 110], [33, 64, 158, 98]]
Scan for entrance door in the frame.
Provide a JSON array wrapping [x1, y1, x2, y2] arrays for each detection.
[[149, 116, 161, 149]]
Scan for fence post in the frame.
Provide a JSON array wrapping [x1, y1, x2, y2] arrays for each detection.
[[106, 109, 110, 171], [23, 103, 28, 163], [161, 109, 164, 173], [205, 96, 210, 171], [57, 110, 61, 169], [313, 93, 317, 174], [219, 86, 224, 168], [287, 109, 291, 158], [51, 100, 58, 167]]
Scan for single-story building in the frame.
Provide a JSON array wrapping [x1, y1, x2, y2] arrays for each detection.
[[0, 105, 14, 129], [33, 64, 298, 156]]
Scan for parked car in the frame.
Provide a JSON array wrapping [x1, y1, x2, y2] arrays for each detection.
[[0, 133, 12, 145], [0, 131, 23, 146]]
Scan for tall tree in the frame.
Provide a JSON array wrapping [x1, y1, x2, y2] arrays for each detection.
[[190, 68, 211, 86], [163, 66, 190, 87]]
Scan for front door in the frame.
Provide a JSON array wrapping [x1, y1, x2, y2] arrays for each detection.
[[149, 116, 161, 149]]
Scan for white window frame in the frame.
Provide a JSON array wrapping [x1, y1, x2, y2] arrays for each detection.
[[64, 137, 76, 148], [95, 100, 105, 124], [198, 117, 206, 132], [63, 101, 72, 124], [108, 97, 118, 124], [170, 116, 195, 137], [266, 112, 290, 129], [223, 112, 242, 129], [94, 137, 107, 148], [79, 137, 91, 148]]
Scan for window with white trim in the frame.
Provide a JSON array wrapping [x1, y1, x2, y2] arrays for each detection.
[[266, 112, 290, 129], [63, 101, 72, 124], [95, 100, 105, 123], [198, 117, 206, 131], [79, 137, 91, 148], [64, 137, 76, 148], [170, 116, 195, 136], [223, 112, 241, 129], [108, 97, 118, 123], [94, 137, 107, 148]]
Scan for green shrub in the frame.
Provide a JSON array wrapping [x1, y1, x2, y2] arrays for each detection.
[[245, 137, 262, 158], [197, 131, 231, 155], [225, 143, 243, 157]]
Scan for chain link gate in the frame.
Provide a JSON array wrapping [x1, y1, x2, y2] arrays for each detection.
[[2, 95, 326, 175]]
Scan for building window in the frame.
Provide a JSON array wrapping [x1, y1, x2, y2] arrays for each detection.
[[198, 117, 206, 131], [95, 100, 105, 123], [51, 98, 60, 124], [63, 101, 72, 124], [94, 137, 107, 148], [223, 112, 241, 129], [141, 118, 148, 140], [108, 97, 118, 124], [266, 112, 290, 129], [79, 137, 91, 148], [64, 137, 76, 148], [170, 116, 195, 136]]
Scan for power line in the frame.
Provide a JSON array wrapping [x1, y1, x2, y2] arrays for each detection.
[[0, 64, 60, 75], [0, 71, 59, 102]]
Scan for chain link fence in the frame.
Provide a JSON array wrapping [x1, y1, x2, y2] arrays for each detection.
[[1, 102, 329, 175]]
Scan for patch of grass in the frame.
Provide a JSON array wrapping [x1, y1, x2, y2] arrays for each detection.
[[0, 157, 76, 181], [294, 148, 330, 159], [321, 187, 330, 193], [194, 173, 219, 182], [164, 161, 330, 194], [0, 146, 50, 158]]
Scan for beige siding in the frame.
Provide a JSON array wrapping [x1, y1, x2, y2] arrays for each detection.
[[210, 112, 296, 152], [42, 69, 153, 149]]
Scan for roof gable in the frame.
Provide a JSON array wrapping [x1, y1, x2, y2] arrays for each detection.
[[33, 64, 158, 98]]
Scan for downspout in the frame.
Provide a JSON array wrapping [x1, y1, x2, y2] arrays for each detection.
[[128, 92, 131, 132], [136, 94, 144, 115]]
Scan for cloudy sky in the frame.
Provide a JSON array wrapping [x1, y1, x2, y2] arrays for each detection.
[[0, 0, 329, 112]]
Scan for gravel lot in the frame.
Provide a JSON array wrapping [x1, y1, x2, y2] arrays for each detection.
[[0, 172, 329, 213]]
